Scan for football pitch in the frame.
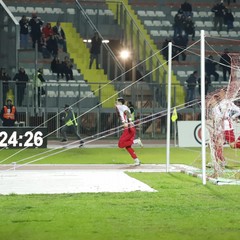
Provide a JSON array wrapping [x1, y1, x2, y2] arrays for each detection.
[[0, 147, 240, 240]]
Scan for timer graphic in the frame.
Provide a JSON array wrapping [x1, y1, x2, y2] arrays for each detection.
[[0, 129, 47, 148]]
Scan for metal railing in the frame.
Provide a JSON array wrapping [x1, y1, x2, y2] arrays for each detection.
[[0, 0, 19, 85], [74, 0, 124, 81], [106, 0, 167, 83], [0, 80, 202, 140]]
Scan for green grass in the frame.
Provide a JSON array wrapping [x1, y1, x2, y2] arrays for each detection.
[[0, 147, 202, 165], [0, 147, 240, 239], [0, 173, 240, 240]]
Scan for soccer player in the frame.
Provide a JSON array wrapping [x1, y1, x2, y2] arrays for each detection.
[[115, 97, 143, 166], [212, 89, 240, 149]]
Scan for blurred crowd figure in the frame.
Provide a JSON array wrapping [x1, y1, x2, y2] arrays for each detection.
[[186, 70, 198, 104], [0, 68, 11, 103], [19, 13, 67, 58], [181, 1, 193, 17], [224, 0, 236, 6], [219, 48, 231, 81], [42, 22, 58, 58], [211, 0, 235, 32], [19, 15, 29, 49], [35, 68, 46, 106], [162, 2, 196, 63], [13, 67, 29, 107], [89, 32, 102, 69], [205, 55, 219, 82], [52, 21, 67, 53], [173, 2, 195, 41], [205, 48, 231, 83], [51, 56, 74, 81], [198, 75, 211, 96], [161, 0, 236, 64], [161, 34, 188, 62], [29, 12, 43, 51], [185, 70, 212, 106]]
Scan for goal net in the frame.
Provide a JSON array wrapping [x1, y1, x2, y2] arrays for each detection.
[[205, 53, 240, 181]]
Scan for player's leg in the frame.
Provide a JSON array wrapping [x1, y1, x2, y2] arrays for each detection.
[[60, 125, 68, 142], [118, 127, 135, 148], [133, 137, 143, 147], [125, 146, 141, 165], [230, 135, 240, 148], [71, 125, 84, 147], [118, 127, 141, 165]]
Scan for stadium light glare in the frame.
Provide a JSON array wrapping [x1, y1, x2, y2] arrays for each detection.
[[119, 50, 130, 60]]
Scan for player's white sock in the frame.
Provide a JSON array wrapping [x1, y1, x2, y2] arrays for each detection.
[[134, 158, 141, 166], [133, 138, 143, 147]]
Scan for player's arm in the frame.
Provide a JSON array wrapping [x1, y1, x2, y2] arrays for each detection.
[[124, 110, 132, 123], [123, 110, 133, 129]]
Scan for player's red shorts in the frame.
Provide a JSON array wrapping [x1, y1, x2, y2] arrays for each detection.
[[118, 127, 136, 148], [224, 129, 235, 143]]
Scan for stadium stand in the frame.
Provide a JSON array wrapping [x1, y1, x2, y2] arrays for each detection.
[[3, 0, 240, 107]]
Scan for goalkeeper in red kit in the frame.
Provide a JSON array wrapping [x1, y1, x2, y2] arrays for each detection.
[[115, 97, 143, 166]]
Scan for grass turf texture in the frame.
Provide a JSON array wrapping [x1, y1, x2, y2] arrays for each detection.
[[0, 147, 205, 165], [0, 147, 240, 239], [0, 147, 239, 171], [0, 173, 240, 240]]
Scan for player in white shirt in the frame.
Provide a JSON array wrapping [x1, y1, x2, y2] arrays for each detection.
[[212, 89, 240, 148], [115, 97, 143, 166]]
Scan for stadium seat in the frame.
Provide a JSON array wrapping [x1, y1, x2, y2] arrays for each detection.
[[234, 12, 240, 18], [44, 7, 53, 14], [144, 20, 154, 27], [209, 31, 219, 37], [168, 30, 174, 36], [16, 6, 26, 13], [105, 10, 114, 16], [150, 30, 160, 37], [171, 11, 177, 17], [159, 30, 168, 37], [67, 8, 75, 15], [137, 10, 147, 17], [72, 69, 80, 76], [14, 16, 21, 22], [234, 21, 240, 27], [155, 11, 166, 18], [52, 8, 64, 14], [153, 20, 161, 27], [220, 31, 228, 37], [99, 9, 105, 16], [205, 21, 213, 28], [228, 31, 238, 37], [35, 7, 44, 14], [25, 7, 35, 13], [192, 11, 199, 18], [43, 69, 51, 75], [198, 11, 208, 18], [161, 20, 171, 27], [177, 71, 187, 77], [195, 21, 205, 28], [86, 9, 97, 15], [186, 70, 193, 76], [203, 30, 209, 37], [146, 11, 156, 17], [8, 6, 17, 13]]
